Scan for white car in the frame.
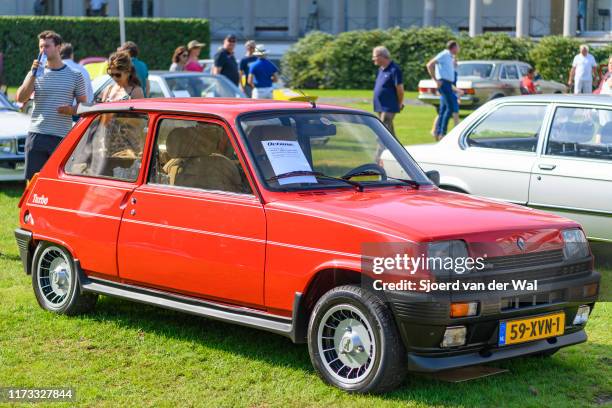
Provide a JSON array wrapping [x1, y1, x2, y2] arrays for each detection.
[[381, 94, 612, 241], [92, 71, 245, 100], [0, 92, 29, 181]]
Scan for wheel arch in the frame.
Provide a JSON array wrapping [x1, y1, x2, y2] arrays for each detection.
[[292, 264, 368, 343]]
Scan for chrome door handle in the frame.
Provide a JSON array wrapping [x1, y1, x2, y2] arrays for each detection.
[[538, 164, 556, 170]]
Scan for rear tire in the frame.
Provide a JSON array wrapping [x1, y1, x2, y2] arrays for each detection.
[[307, 285, 406, 393], [31, 242, 97, 315]]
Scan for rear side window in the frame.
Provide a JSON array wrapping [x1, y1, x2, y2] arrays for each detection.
[[148, 118, 252, 194], [64, 113, 148, 181], [466, 105, 547, 152], [500, 64, 519, 80], [547, 106, 612, 161]]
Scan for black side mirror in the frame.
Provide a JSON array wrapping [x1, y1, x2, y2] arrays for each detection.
[[425, 170, 440, 186]]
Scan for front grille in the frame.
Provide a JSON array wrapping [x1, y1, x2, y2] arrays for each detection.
[[438, 249, 591, 284], [16, 138, 25, 154], [501, 290, 565, 311], [483, 249, 564, 271]]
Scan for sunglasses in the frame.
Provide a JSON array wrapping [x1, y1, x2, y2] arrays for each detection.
[[181, 53, 188, 57], [108, 71, 125, 79]]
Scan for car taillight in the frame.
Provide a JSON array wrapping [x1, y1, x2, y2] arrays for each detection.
[[419, 87, 437, 94], [461, 88, 475, 95], [18, 173, 39, 208]]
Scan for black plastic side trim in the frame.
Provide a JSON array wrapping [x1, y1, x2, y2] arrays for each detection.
[[289, 292, 307, 343], [14, 228, 32, 274]]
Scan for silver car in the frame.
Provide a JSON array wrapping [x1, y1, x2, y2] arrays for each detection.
[[381, 94, 612, 241], [0, 92, 29, 181], [418, 60, 567, 109], [92, 71, 246, 100]]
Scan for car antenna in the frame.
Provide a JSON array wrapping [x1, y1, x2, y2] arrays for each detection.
[[296, 88, 316, 109]]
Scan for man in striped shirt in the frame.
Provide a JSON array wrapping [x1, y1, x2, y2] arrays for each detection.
[[16, 31, 87, 181]]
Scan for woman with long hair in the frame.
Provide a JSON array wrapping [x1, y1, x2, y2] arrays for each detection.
[[170, 46, 188, 72], [99, 51, 144, 102]]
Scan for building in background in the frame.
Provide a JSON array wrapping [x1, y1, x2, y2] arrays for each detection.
[[2, 1, 611, 41]]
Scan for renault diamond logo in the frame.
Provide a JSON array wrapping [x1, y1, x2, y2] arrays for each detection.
[[517, 237, 526, 251]]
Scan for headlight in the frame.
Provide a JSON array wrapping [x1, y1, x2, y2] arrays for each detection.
[[427, 240, 471, 275], [562, 229, 590, 260], [0, 139, 14, 154]]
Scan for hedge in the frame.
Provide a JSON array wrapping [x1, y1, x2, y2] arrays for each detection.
[[282, 28, 612, 90], [0, 16, 209, 86]]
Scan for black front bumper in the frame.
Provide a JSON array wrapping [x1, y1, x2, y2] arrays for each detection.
[[14, 228, 33, 274], [383, 269, 600, 372], [407, 330, 586, 372]]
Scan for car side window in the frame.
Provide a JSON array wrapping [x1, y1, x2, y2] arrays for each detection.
[[500, 64, 519, 80], [466, 105, 547, 152], [148, 118, 252, 194], [148, 79, 164, 98], [65, 113, 148, 181], [518, 64, 530, 77], [546, 106, 612, 161]]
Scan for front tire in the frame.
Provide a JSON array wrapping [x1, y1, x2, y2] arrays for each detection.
[[307, 285, 406, 393], [32, 242, 97, 315]]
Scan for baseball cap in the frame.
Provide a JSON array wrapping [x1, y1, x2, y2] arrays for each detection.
[[187, 40, 205, 50]]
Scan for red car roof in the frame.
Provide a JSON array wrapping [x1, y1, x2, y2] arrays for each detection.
[[77, 98, 361, 120]]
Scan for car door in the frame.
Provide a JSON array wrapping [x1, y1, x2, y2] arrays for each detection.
[[529, 104, 612, 241], [499, 64, 521, 96], [440, 103, 549, 203], [116, 115, 266, 307], [48, 112, 150, 279]]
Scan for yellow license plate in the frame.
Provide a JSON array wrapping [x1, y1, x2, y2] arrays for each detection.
[[499, 312, 565, 346]]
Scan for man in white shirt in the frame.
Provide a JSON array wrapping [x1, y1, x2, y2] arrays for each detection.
[[568, 44, 599, 94], [60, 43, 93, 104]]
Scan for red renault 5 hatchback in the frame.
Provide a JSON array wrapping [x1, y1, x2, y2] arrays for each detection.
[[15, 99, 600, 393]]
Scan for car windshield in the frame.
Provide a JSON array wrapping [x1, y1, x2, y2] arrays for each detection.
[[457, 63, 494, 79], [239, 112, 430, 191], [164, 75, 244, 98]]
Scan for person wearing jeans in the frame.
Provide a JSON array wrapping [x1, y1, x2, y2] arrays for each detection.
[[427, 40, 460, 140]]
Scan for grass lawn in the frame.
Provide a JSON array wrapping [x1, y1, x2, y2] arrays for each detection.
[[308, 89, 465, 146], [0, 90, 610, 407]]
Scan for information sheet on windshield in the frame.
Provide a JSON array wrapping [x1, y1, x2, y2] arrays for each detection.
[[262, 140, 317, 185]]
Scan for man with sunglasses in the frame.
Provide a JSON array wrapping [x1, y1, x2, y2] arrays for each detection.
[[213, 34, 240, 86]]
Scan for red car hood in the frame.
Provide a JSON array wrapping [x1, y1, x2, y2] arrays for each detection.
[[266, 187, 577, 255]]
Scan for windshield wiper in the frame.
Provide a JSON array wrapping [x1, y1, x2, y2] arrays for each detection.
[[267, 170, 365, 191], [342, 170, 420, 189]]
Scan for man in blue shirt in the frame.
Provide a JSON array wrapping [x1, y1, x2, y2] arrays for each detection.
[[247, 46, 278, 99], [427, 40, 460, 140], [372, 46, 404, 136]]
